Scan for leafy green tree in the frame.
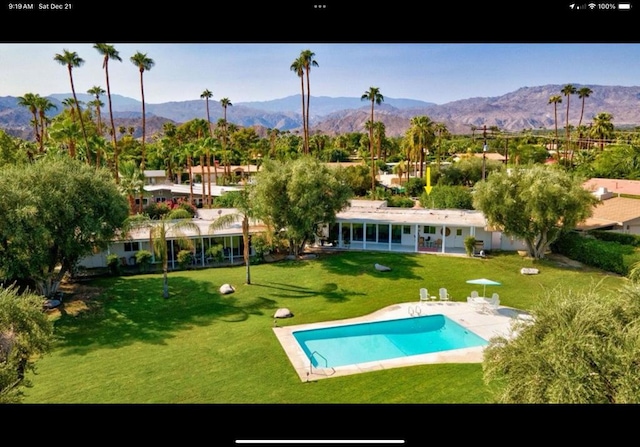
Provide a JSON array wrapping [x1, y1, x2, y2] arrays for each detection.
[[420, 185, 473, 209], [126, 209, 200, 298], [0, 130, 29, 167], [0, 156, 129, 296], [472, 164, 597, 259], [0, 285, 54, 403], [252, 156, 352, 256], [483, 284, 640, 403]]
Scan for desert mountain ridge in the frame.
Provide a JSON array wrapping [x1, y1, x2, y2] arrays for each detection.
[[1, 83, 639, 141]]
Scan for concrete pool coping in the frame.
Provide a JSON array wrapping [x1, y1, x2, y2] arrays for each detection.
[[273, 301, 531, 381]]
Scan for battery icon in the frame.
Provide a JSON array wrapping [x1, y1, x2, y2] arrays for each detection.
[[619, 3, 631, 9]]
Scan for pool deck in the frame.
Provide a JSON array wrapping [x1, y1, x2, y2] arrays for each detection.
[[272, 301, 532, 381]]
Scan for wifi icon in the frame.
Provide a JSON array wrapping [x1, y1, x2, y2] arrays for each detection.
[[588, 2, 596, 8]]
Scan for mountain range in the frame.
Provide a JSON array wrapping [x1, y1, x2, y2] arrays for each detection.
[[2, 83, 640, 141]]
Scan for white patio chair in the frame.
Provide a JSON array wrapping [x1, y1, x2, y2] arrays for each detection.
[[484, 293, 500, 313], [419, 288, 429, 303], [439, 287, 451, 303]]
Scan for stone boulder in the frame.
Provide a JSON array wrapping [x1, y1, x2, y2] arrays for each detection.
[[274, 308, 294, 318], [374, 263, 391, 272], [219, 284, 235, 295]]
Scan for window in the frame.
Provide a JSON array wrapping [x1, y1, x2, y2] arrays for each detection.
[[366, 224, 377, 242], [352, 223, 363, 241], [378, 225, 389, 243], [403, 225, 411, 234], [456, 229, 462, 236], [124, 242, 140, 252], [392, 225, 402, 243], [424, 225, 436, 234]]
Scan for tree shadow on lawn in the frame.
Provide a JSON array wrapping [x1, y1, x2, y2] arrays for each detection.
[[251, 281, 366, 303], [51, 275, 280, 355], [312, 250, 424, 280]]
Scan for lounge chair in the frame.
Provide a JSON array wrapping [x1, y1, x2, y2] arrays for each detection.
[[419, 288, 429, 303], [483, 293, 500, 313], [439, 287, 451, 303], [470, 290, 479, 299]]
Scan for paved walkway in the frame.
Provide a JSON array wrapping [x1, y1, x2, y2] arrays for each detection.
[[273, 301, 532, 381]]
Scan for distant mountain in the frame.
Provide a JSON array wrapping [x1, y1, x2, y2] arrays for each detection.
[[3, 85, 640, 141]]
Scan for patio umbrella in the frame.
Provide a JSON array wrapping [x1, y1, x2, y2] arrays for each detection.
[[466, 278, 501, 298]]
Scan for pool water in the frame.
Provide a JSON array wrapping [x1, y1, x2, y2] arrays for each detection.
[[293, 314, 488, 368]]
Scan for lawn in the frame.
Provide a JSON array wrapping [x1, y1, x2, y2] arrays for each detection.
[[23, 250, 626, 404]]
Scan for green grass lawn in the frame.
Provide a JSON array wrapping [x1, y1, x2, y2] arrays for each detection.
[[23, 250, 626, 404]]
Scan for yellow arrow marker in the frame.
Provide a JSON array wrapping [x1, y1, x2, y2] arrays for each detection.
[[424, 166, 432, 195]]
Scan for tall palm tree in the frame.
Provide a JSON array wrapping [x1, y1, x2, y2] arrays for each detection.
[[576, 86, 594, 152], [118, 160, 145, 214], [130, 51, 154, 168], [290, 56, 307, 154], [54, 49, 90, 157], [130, 51, 155, 212], [126, 210, 200, 298], [200, 89, 216, 203], [300, 49, 318, 155], [561, 84, 577, 163], [361, 87, 384, 192], [87, 85, 106, 136], [94, 43, 123, 183], [548, 95, 562, 154], [220, 97, 233, 179]]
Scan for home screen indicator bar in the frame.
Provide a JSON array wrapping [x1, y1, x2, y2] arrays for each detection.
[[236, 441, 405, 445]]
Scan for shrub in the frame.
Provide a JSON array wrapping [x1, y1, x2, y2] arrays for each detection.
[[135, 250, 153, 272], [177, 250, 193, 270], [206, 244, 224, 263], [464, 236, 476, 257], [106, 253, 120, 275]]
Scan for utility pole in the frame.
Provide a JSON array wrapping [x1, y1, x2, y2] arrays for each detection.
[[482, 125, 488, 181]]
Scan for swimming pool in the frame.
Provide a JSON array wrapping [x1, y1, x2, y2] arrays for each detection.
[[292, 314, 488, 368]]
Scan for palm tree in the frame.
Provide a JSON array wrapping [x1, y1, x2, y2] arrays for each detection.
[[548, 95, 562, 154], [130, 51, 155, 212], [87, 85, 106, 135], [290, 56, 307, 154], [94, 43, 123, 183], [127, 210, 200, 298], [361, 87, 384, 192], [409, 115, 436, 178], [590, 112, 615, 150], [300, 49, 318, 155], [220, 97, 233, 179], [576, 86, 594, 151], [17, 93, 40, 147], [34, 95, 57, 153], [208, 189, 256, 285], [118, 160, 145, 214], [561, 84, 577, 163], [200, 89, 216, 203], [54, 49, 90, 157]]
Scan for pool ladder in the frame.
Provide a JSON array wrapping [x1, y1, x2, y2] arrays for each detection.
[[408, 305, 423, 317], [308, 351, 335, 380]]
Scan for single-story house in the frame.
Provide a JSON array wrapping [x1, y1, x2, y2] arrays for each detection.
[[576, 182, 640, 234], [78, 208, 263, 270]]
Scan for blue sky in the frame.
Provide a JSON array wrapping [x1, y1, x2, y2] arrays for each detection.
[[1, 43, 639, 105]]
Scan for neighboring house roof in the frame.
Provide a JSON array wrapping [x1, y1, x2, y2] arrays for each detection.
[[583, 178, 640, 197], [577, 196, 640, 230], [144, 170, 167, 178], [143, 183, 243, 196], [453, 153, 507, 162], [190, 165, 260, 174], [336, 200, 487, 227]]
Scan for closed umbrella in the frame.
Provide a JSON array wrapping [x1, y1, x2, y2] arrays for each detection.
[[466, 278, 501, 298]]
